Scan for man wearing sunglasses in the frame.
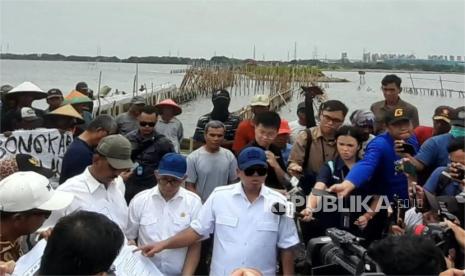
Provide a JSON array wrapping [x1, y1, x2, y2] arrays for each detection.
[[125, 105, 175, 203], [137, 147, 300, 275]]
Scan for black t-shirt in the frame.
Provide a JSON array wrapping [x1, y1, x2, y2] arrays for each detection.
[[244, 141, 286, 189]]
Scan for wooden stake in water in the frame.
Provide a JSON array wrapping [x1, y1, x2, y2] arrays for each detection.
[[96, 71, 102, 115]]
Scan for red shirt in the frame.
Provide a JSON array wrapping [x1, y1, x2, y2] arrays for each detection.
[[414, 126, 434, 145], [232, 120, 255, 155]]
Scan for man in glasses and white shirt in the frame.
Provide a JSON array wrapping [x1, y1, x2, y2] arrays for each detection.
[[137, 147, 300, 276], [125, 105, 174, 204]]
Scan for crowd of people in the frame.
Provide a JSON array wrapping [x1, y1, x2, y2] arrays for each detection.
[[0, 74, 464, 276]]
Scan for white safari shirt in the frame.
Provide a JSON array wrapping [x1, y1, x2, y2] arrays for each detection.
[[43, 168, 129, 231], [126, 186, 202, 275], [191, 182, 300, 276]]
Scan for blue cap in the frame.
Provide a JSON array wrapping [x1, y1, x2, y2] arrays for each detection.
[[237, 147, 267, 170], [158, 153, 187, 179]]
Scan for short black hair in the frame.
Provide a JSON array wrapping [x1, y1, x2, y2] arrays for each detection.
[[335, 125, 366, 145], [381, 74, 402, 88], [448, 137, 465, 153], [254, 111, 281, 130], [319, 100, 349, 117], [367, 235, 446, 275], [140, 105, 158, 115], [39, 211, 124, 275]]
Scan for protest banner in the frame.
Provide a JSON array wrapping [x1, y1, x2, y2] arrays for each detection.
[[0, 128, 73, 174]]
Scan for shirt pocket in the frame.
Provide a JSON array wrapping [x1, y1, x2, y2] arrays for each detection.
[[172, 214, 191, 233], [215, 215, 239, 242], [255, 219, 279, 246], [140, 216, 160, 240]]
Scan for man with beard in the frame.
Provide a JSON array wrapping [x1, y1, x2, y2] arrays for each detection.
[[193, 89, 241, 150]]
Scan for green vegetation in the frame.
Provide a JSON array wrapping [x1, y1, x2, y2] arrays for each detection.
[[1, 53, 463, 73]]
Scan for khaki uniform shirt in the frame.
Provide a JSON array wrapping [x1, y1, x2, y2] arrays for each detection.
[[371, 98, 419, 133], [288, 126, 338, 174]]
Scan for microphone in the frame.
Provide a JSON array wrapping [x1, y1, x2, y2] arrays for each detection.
[[271, 202, 304, 219]]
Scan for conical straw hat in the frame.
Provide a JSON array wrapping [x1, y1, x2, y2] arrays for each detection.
[[46, 104, 85, 124], [6, 81, 46, 100]]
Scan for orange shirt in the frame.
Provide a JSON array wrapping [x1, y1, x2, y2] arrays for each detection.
[[232, 120, 255, 155]]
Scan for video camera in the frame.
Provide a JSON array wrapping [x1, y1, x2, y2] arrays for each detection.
[[307, 228, 383, 275], [410, 192, 465, 268]]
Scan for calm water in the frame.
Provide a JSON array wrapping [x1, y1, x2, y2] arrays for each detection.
[[1, 59, 464, 136]]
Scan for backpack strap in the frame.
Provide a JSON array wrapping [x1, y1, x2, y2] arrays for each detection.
[[302, 128, 313, 172]]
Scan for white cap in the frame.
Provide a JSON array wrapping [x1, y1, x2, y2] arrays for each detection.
[[0, 171, 73, 212], [250, 94, 270, 107], [20, 107, 38, 120]]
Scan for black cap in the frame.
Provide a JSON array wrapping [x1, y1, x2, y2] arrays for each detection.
[[384, 108, 411, 125], [15, 154, 55, 178], [450, 106, 465, 127], [47, 88, 63, 99], [75, 82, 88, 93], [212, 89, 230, 102], [297, 102, 306, 112]]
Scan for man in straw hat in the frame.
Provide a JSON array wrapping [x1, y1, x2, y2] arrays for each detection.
[[2, 82, 47, 132], [155, 99, 184, 153], [43, 104, 84, 133]]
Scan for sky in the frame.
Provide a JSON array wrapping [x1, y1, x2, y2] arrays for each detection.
[[0, 0, 464, 61]]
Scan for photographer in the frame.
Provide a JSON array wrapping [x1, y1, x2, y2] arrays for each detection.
[[423, 137, 465, 196], [367, 235, 447, 275]]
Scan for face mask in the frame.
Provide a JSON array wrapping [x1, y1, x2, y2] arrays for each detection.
[[450, 126, 465, 138]]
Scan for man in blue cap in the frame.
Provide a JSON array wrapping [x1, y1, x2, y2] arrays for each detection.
[[137, 147, 299, 275], [126, 153, 202, 275]]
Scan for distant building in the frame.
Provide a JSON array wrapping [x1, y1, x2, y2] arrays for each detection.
[[457, 56, 462, 61], [341, 52, 349, 62]]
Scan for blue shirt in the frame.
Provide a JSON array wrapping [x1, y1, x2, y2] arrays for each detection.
[[281, 143, 292, 167], [424, 166, 463, 196], [346, 132, 419, 200], [415, 133, 452, 169], [59, 137, 94, 184]]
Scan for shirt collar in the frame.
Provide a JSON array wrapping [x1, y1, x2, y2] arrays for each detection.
[[151, 185, 184, 201], [83, 167, 107, 193], [232, 182, 268, 201]]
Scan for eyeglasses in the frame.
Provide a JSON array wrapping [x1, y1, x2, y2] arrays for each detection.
[[159, 177, 182, 185], [244, 166, 268, 176], [139, 121, 155, 127], [321, 114, 344, 124]]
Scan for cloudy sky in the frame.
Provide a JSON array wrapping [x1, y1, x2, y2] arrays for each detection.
[[1, 0, 464, 60]]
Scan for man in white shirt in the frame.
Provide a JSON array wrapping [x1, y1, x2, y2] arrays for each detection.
[[44, 134, 134, 231], [137, 147, 300, 276], [126, 153, 202, 275]]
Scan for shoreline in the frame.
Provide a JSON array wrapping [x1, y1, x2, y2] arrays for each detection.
[[1, 57, 464, 75]]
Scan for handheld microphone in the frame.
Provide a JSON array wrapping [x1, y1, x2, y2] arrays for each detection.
[[271, 202, 304, 219]]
